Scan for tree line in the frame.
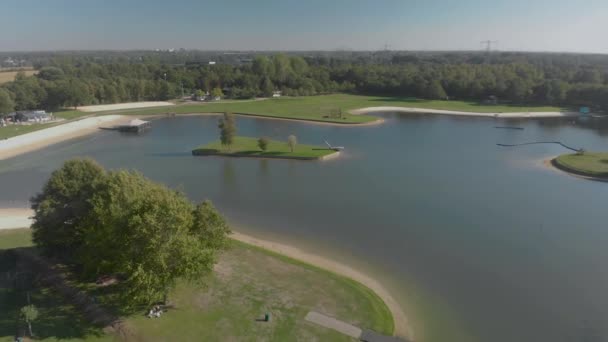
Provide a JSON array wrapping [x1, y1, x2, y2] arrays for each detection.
[[1, 51, 608, 114]]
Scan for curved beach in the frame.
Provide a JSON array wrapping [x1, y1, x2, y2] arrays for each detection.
[[350, 106, 579, 118]]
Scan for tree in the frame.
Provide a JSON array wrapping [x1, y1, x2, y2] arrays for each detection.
[[37, 66, 65, 81], [21, 304, 38, 337], [261, 77, 274, 97], [31, 160, 231, 308], [287, 135, 297, 152], [31, 158, 106, 260], [211, 87, 223, 99], [257, 137, 269, 151], [218, 112, 236, 150], [424, 81, 447, 100], [0, 88, 15, 114]]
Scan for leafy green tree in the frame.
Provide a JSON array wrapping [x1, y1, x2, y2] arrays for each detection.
[[37, 66, 65, 81], [79, 170, 229, 307], [257, 137, 269, 151], [261, 77, 274, 97], [211, 87, 223, 99], [30, 159, 106, 259], [287, 135, 297, 152], [0, 88, 15, 114], [424, 81, 447, 100], [218, 112, 236, 150], [21, 304, 39, 337]]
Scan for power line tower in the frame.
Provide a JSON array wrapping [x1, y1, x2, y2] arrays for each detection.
[[480, 40, 498, 52], [383, 43, 392, 51]]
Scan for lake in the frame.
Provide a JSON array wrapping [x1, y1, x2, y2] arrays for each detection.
[[1, 113, 608, 342]]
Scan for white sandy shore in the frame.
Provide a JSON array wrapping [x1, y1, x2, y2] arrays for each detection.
[[350, 106, 579, 118], [0, 210, 412, 339], [78, 101, 174, 112], [0, 115, 129, 160], [231, 231, 413, 339]]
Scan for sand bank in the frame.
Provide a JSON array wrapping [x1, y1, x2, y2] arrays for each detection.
[[0, 115, 129, 160], [78, 101, 174, 112], [350, 106, 579, 118]]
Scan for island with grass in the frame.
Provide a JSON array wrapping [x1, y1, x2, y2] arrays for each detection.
[[192, 136, 339, 160], [552, 152, 608, 180]]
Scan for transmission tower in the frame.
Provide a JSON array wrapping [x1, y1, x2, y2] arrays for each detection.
[[480, 40, 498, 52]]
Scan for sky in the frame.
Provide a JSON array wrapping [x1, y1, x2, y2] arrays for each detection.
[[1, 0, 607, 53]]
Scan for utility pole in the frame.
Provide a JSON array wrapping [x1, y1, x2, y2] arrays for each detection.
[[480, 40, 498, 52]]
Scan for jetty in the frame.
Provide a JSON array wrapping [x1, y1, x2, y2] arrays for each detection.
[[100, 119, 150, 132]]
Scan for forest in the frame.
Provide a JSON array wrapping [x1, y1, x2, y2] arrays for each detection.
[[1, 50, 608, 113]]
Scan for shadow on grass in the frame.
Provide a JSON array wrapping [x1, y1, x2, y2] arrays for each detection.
[[0, 249, 107, 341]]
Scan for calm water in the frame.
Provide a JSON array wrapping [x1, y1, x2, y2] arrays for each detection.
[[2, 113, 608, 342]]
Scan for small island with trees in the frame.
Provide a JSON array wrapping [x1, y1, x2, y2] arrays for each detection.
[[192, 112, 339, 160]]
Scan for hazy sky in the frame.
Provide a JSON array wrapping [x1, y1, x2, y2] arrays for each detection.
[[1, 0, 607, 53]]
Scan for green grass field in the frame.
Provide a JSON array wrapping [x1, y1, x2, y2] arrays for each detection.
[[554, 152, 608, 178], [0, 229, 393, 341], [96, 94, 564, 123], [193, 136, 338, 160]]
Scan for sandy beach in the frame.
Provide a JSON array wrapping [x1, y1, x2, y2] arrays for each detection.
[[0, 115, 129, 160], [350, 106, 579, 118], [78, 101, 174, 112], [0, 209, 412, 339]]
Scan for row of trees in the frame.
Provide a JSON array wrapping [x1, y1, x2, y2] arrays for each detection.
[[30, 159, 231, 308], [2, 52, 608, 114]]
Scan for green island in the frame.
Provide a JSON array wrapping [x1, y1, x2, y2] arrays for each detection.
[[552, 152, 608, 179], [193, 136, 337, 160]]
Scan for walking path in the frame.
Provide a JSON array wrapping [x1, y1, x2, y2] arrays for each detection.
[[0, 115, 128, 160], [305, 311, 362, 338]]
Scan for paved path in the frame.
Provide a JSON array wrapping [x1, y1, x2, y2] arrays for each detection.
[[351, 106, 579, 118], [305, 311, 362, 338]]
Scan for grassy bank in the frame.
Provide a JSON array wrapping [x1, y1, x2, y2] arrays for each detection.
[[193, 136, 337, 160], [0, 229, 393, 341], [553, 152, 608, 178], [97, 94, 563, 122]]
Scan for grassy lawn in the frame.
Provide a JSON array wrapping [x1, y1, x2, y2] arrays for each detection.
[[123, 240, 392, 341], [0, 229, 393, 341], [193, 136, 337, 160], [554, 152, 608, 178], [95, 94, 564, 123]]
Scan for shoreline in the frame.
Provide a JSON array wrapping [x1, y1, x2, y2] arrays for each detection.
[[230, 231, 412, 339], [350, 106, 579, 118], [0, 115, 131, 160], [0, 209, 412, 339], [138, 111, 386, 127]]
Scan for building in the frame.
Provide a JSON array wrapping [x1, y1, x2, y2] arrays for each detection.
[[3, 110, 51, 123], [272, 90, 282, 98]]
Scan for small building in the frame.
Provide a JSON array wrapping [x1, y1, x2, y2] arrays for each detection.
[[8, 110, 52, 123], [272, 90, 282, 98], [116, 119, 151, 132]]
